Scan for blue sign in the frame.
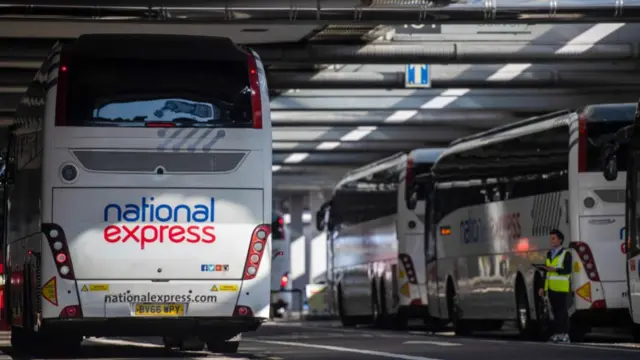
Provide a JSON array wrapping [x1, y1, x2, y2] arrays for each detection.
[[405, 64, 431, 88]]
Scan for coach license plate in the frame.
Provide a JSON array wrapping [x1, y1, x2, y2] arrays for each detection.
[[134, 303, 185, 317]]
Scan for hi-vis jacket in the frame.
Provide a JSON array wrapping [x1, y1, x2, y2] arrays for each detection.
[[543, 247, 573, 293]]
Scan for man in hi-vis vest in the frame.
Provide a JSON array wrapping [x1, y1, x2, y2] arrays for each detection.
[[538, 229, 573, 343]]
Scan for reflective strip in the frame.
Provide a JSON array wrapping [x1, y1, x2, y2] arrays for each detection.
[[548, 275, 570, 281]]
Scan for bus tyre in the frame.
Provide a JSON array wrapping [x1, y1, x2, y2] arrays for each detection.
[[10, 326, 28, 351], [392, 307, 409, 330], [163, 336, 181, 349], [515, 279, 532, 338], [207, 340, 240, 353], [377, 281, 390, 328], [338, 287, 357, 327], [632, 324, 640, 342], [447, 284, 470, 336], [370, 283, 381, 327], [180, 336, 206, 351], [533, 277, 550, 339]]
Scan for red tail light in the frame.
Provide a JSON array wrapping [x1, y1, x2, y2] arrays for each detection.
[[410, 299, 422, 306], [399, 253, 418, 285], [145, 122, 176, 128], [405, 157, 415, 204], [591, 299, 607, 309], [59, 305, 82, 319], [280, 272, 289, 289], [42, 223, 76, 280], [243, 224, 270, 280], [406, 157, 414, 188], [233, 305, 254, 317], [247, 53, 263, 129], [55, 50, 70, 126], [569, 241, 600, 282], [578, 115, 587, 172]]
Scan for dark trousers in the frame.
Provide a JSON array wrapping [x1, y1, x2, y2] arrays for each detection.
[[548, 290, 570, 334]]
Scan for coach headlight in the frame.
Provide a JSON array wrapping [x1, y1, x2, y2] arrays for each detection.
[[61, 164, 79, 182]]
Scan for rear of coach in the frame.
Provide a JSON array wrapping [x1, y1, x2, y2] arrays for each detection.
[[37, 34, 272, 335]]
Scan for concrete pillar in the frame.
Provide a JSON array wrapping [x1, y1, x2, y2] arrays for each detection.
[[288, 194, 307, 292], [306, 190, 333, 284]]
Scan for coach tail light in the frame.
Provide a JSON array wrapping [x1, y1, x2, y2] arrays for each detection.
[[243, 224, 271, 280], [42, 223, 76, 280], [399, 253, 418, 285]]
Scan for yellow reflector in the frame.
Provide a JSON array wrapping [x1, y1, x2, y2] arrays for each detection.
[[42, 277, 58, 306], [400, 282, 410, 297], [399, 270, 406, 279], [573, 261, 581, 273], [440, 226, 451, 236], [575, 282, 592, 303]]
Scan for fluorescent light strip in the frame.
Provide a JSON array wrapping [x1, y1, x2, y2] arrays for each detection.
[[275, 23, 626, 172], [272, 165, 282, 172], [283, 152, 310, 164]]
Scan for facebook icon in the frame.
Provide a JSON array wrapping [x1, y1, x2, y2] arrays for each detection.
[[405, 64, 431, 88]]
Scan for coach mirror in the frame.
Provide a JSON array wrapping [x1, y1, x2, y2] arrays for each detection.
[[408, 174, 432, 210], [316, 201, 332, 232], [315, 210, 324, 232], [601, 142, 619, 182]]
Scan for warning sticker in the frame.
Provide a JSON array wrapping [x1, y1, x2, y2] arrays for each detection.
[[576, 282, 592, 303], [82, 284, 110, 292], [211, 284, 238, 292], [219, 284, 238, 292], [89, 284, 109, 292], [42, 277, 58, 306]]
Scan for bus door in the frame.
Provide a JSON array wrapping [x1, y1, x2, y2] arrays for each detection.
[[626, 150, 640, 324], [0, 127, 16, 327]]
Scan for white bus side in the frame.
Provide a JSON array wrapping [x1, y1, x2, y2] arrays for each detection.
[[426, 103, 634, 338], [5, 34, 272, 354], [326, 149, 442, 328]]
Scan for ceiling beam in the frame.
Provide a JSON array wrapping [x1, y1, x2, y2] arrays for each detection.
[[271, 109, 533, 128], [271, 87, 640, 111], [272, 126, 474, 142], [274, 152, 393, 166], [1, 34, 637, 64], [273, 140, 444, 152], [0, 20, 319, 43], [4, 67, 638, 89], [267, 70, 640, 89], [0, 4, 636, 25]]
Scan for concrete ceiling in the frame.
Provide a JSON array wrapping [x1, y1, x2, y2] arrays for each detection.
[[1, 19, 640, 192]]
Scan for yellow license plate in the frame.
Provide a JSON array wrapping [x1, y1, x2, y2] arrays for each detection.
[[134, 303, 185, 317]]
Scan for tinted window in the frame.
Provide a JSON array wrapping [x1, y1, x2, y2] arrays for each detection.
[[584, 105, 635, 172], [410, 163, 434, 201], [65, 57, 253, 127]]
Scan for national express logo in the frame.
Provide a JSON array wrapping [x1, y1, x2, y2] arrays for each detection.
[[103, 197, 216, 250]]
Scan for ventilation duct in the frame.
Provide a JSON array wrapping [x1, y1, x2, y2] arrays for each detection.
[[0, 1, 636, 23]]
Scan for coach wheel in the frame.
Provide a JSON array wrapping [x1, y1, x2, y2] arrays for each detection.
[[207, 339, 240, 353], [515, 279, 532, 337], [447, 283, 470, 336], [338, 287, 357, 327], [180, 336, 206, 351], [163, 336, 181, 349]]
